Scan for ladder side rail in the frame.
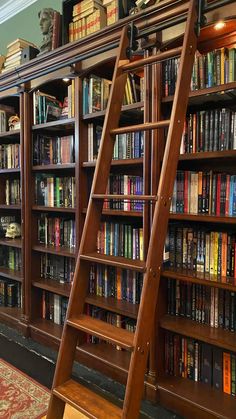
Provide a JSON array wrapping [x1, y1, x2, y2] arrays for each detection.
[[123, 1, 198, 417]]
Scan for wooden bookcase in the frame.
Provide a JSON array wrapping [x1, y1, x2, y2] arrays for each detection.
[[0, 89, 24, 331], [0, 5, 235, 418], [154, 19, 236, 419]]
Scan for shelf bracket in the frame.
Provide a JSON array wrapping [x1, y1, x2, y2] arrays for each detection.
[[195, 0, 207, 36]]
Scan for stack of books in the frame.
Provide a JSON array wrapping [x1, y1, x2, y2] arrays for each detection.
[[2, 38, 37, 73], [69, 0, 106, 42]]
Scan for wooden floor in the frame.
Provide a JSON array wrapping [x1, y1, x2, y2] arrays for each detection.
[[43, 404, 87, 418]]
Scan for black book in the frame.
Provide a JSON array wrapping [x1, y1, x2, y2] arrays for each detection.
[[212, 347, 223, 391], [201, 343, 212, 386]]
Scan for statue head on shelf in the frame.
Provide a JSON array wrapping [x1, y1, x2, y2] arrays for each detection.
[[38, 8, 55, 54], [5, 223, 21, 239]]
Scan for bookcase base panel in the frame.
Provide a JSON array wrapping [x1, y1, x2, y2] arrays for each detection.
[[0, 308, 23, 332], [157, 375, 235, 419]]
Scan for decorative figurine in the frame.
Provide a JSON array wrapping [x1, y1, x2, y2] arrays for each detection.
[[38, 8, 55, 54], [5, 223, 21, 239], [8, 115, 20, 131]]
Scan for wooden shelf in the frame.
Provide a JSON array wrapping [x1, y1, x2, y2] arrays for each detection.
[[32, 278, 71, 297], [32, 163, 75, 171], [0, 168, 20, 174], [32, 118, 75, 131], [160, 315, 236, 353], [0, 204, 21, 210], [163, 81, 236, 105], [0, 306, 22, 328], [32, 205, 76, 213], [169, 213, 236, 224], [179, 150, 236, 162], [0, 238, 22, 248], [162, 267, 236, 292], [86, 294, 139, 319], [0, 130, 20, 139], [82, 101, 144, 120], [158, 374, 236, 419], [32, 243, 76, 257], [82, 158, 143, 168], [0, 267, 23, 282]]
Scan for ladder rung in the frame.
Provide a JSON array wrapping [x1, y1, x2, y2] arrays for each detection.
[[122, 46, 182, 72], [80, 252, 145, 272], [53, 379, 122, 419], [67, 314, 135, 350], [92, 194, 157, 201], [110, 120, 170, 135]]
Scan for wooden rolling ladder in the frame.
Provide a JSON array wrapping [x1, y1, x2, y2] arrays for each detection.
[[47, 0, 199, 417]]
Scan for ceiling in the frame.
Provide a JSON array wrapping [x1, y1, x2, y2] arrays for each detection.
[[0, 0, 37, 24]]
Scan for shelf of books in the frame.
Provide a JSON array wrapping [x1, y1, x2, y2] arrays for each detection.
[[0, 91, 23, 329], [26, 76, 78, 345], [156, 20, 236, 418]]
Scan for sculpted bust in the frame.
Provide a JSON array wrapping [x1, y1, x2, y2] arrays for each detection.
[[38, 8, 55, 54]]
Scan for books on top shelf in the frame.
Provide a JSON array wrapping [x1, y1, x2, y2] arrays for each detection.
[[163, 47, 236, 97], [33, 81, 74, 125], [83, 73, 142, 115], [69, 0, 107, 42], [1, 38, 37, 73]]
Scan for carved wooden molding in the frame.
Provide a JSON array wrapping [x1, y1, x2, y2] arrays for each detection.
[[0, 0, 38, 24]]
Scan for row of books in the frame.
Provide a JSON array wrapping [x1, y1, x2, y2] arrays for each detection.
[[163, 47, 236, 96], [88, 124, 144, 161], [86, 304, 136, 345], [165, 331, 235, 396], [180, 108, 236, 154], [0, 247, 22, 272], [83, 73, 142, 114], [97, 222, 144, 260], [103, 175, 143, 211], [168, 225, 236, 279], [1, 38, 37, 73], [89, 264, 143, 304], [0, 279, 21, 307], [33, 135, 75, 166], [69, 6, 106, 41], [37, 215, 76, 249], [167, 279, 236, 331], [170, 171, 236, 216], [40, 254, 75, 284], [42, 290, 68, 325], [0, 104, 16, 132], [35, 175, 75, 208], [0, 144, 20, 169], [5, 179, 21, 205], [68, 0, 135, 42]]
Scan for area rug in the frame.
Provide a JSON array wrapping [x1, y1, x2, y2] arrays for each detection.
[[0, 358, 50, 418]]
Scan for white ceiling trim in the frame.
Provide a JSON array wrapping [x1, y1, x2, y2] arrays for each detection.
[[0, 0, 38, 24]]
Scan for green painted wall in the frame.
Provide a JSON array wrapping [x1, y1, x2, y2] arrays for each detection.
[[0, 0, 62, 55]]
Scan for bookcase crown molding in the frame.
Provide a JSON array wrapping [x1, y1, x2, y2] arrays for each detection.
[[0, 0, 37, 24]]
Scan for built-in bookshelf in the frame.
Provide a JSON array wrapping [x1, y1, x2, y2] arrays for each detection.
[[0, 92, 23, 328], [0, 8, 236, 419], [156, 20, 236, 419]]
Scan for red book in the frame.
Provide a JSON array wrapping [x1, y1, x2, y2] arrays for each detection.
[[216, 173, 221, 216]]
